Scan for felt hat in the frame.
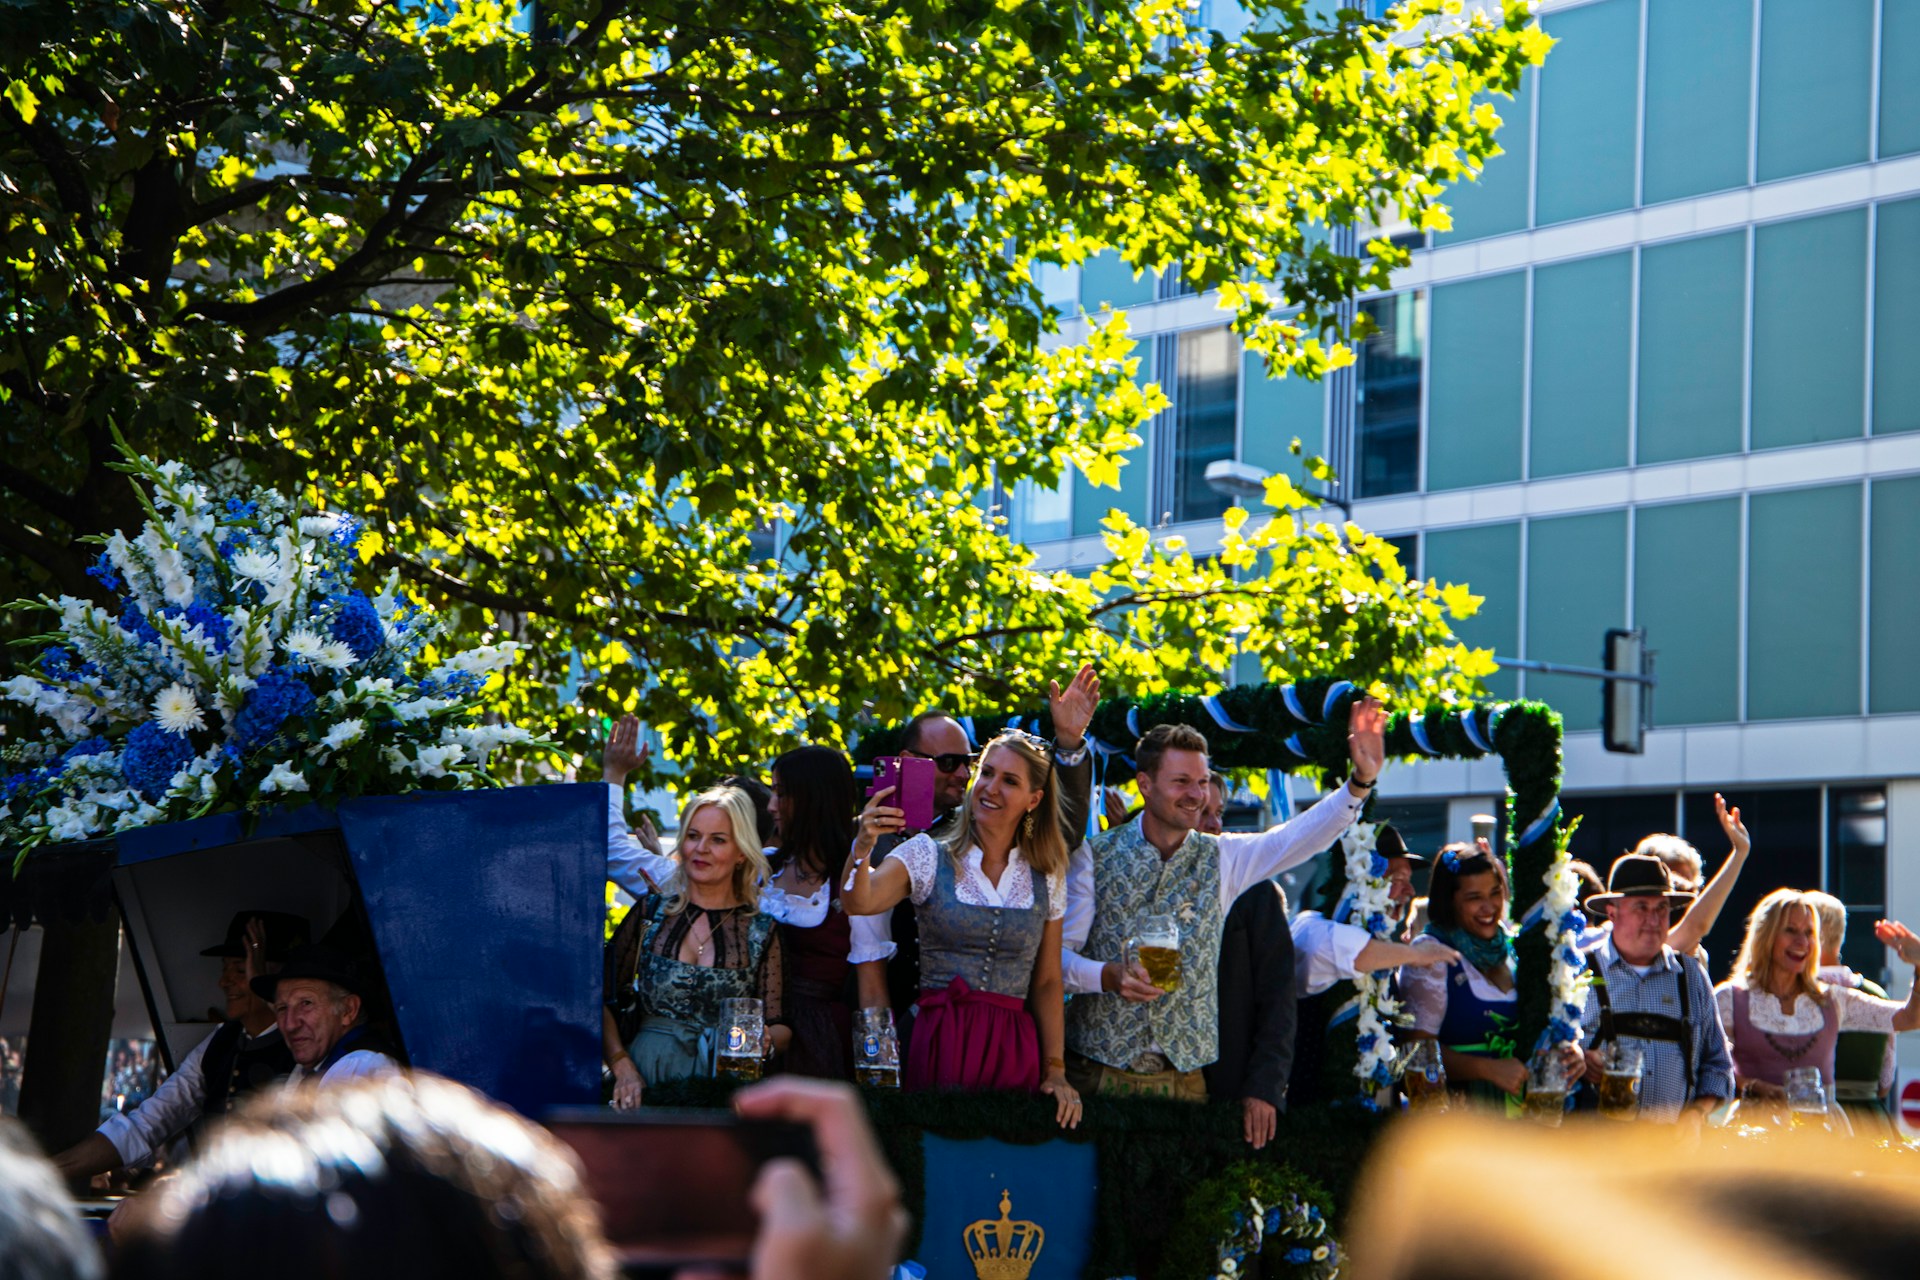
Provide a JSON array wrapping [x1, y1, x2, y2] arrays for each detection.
[[201, 910, 311, 963], [1584, 853, 1696, 910], [250, 943, 368, 1002], [1374, 825, 1425, 865]]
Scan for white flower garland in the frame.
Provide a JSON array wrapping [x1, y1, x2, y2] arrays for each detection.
[[1339, 820, 1402, 1090], [1536, 817, 1590, 1047]]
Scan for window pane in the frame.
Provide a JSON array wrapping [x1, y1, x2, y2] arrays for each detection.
[[1010, 475, 1072, 544], [1078, 250, 1158, 313], [1748, 484, 1863, 720], [1426, 272, 1525, 492], [1531, 252, 1631, 477], [1830, 787, 1890, 986], [1752, 208, 1867, 450], [1870, 475, 1920, 712], [1526, 511, 1627, 732], [1562, 791, 1680, 873], [1440, 73, 1534, 243], [1535, 0, 1640, 225], [1240, 348, 1324, 483], [1757, 0, 1873, 182], [1637, 231, 1747, 464], [1882, 0, 1920, 158], [1633, 499, 1741, 726], [1643, 0, 1753, 203], [1171, 327, 1240, 523], [1355, 291, 1425, 498], [1424, 522, 1520, 698], [1073, 339, 1154, 536], [1873, 197, 1920, 435]]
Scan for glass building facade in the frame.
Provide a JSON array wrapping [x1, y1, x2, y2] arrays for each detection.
[[1018, 0, 1920, 1012]]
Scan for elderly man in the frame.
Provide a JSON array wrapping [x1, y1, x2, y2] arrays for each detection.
[[52, 911, 308, 1182], [252, 944, 398, 1085], [1579, 853, 1733, 1126], [1062, 704, 1384, 1100]]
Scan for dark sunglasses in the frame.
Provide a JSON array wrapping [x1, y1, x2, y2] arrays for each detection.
[[903, 747, 974, 774]]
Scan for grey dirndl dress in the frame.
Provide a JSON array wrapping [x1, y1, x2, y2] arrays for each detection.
[[606, 894, 784, 1084]]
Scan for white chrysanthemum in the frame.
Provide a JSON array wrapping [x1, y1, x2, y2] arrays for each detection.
[[152, 683, 206, 734], [231, 549, 281, 584], [283, 630, 327, 663], [314, 641, 356, 671], [320, 719, 365, 751], [259, 762, 310, 794]]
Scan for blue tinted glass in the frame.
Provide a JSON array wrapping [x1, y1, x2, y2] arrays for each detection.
[[1440, 74, 1534, 243], [1751, 208, 1867, 449], [1531, 253, 1631, 477], [1535, 0, 1640, 225], [1355, 292, 1425, 497], [1426, 273, 1525, 491], [1874, 198, 1920, 435], [1425, 523, 1520, 699], [1171, 327, 1240, 522], [1748, 484, 1864, 720], [1757, 0, 1873, 181], [1638, 232, 1747, 463], [1643, 0, 1752, 202]]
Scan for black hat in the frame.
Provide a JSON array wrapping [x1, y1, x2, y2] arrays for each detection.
[[1584, 853, 1696, 911], [201, 911, 311, 963], [1375, 825, 1426, 865], [250, 944, 367, 1002]]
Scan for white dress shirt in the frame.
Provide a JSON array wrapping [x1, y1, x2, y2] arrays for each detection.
[[606, 785, 678, 900], [97, 1024, 285, 1167], [1060, 785, 1365, 994], [1290, 911, 1372, 998]]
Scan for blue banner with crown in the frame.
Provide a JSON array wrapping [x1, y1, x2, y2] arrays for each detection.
[[917, 1134, 1096, 1280]]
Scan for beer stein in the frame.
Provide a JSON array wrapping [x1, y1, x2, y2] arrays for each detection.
[[1598, 1041, 1644, 1121], [853, 1007, 901, 1088], [715, 997, 765, 1082], [1127, 914, 1182, 993]]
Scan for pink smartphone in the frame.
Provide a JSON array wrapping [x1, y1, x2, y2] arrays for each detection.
[[868, 756, 937, 831]]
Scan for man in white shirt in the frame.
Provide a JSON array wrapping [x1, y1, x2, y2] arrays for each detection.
[[1061, 701, 1386, 1098], [52, 910, 308, 1183], [253, 946, 398, 1086]]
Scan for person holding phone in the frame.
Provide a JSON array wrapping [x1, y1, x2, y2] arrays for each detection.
[[604, 786, 790, 1108], [843, 730, 1083, 1129], [764, 745, 861, 1079]]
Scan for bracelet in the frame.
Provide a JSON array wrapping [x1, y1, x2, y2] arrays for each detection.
[[1052, 740, 1090, 768], [1348, 773, 1376, 792]]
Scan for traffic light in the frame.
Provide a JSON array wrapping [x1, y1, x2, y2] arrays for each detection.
[[1602, 628, 1652, 755]]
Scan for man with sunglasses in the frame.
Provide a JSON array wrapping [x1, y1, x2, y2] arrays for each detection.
[[851, 667, 1101, 1044]]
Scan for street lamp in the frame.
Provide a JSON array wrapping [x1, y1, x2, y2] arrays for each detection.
[[1202, 459, 1352, 520]]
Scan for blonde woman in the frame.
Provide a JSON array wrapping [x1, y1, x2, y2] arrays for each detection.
[[1714, 888, 1920, 1098], [844, 730, 1081, 1129], [603, 786, 789, 1109]]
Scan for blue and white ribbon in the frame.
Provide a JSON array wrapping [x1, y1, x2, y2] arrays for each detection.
[[1407, 713, 1438, 756], [1460, 707, 1495, 754], [1489, 703, 1509, 737], [1125, 706, 1142, 740], [1200, 694, 1253, 734], [1322, 680, 1355, 721], [1280, 683, 1313, 724], [956, 715, 978, 749], [1518, 798, 1561, 848], [1283, 733, 1308, 760], [1266, 767, 1293, 820], [1003, 715, 1024, 736]]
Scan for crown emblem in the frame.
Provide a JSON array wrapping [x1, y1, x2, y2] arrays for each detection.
[[964, 1188, 1044, 1280]]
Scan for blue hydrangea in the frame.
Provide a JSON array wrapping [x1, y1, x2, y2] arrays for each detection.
[[173, 603, 232, 653], [39, 647, 81, 681], [1547, 1015, 1581, 1043], [1365, 911, 1389, 937], [1285, 1248, 1312, 1265], [420, 670, 483, 699], [121, 722, 196, 801], [223, 498, 259, 520], [118, 603, 160, 645], [1368, 851, 1389, 877], [329, 591, 385, 660], [1264, 1208, 1283, 1233], [231, 669, 315, 749], [329, 516, 362, 547], [60, 737, 113, 766], [87, 552, 123, 592]]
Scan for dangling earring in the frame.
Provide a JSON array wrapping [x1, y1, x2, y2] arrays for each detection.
[[1022, 811, 1035, 844]]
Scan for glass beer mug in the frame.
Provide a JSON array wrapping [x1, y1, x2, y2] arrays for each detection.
[[853, 1007, 901, 1089], [1128, 914, 1182, 994], [1399, 1039, 1449, 1113], [715, 997, 765, 1083]]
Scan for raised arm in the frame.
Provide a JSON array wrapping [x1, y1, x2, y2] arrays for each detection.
[[1217, 697, 1381, 899], [842, 788, 915, 917], [1873, 921, 1920, 1033], [1048, 665, 1100, 845], [604, 716, 675, 898], [1669, 794, 1749, 954]]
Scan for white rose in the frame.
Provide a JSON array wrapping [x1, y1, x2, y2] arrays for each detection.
[[320, 719, 365, 751], [259, 762, 310, 794]]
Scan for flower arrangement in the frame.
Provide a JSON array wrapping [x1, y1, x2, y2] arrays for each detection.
[[1339, 821, 1401, 1091], [1163, 1162, 1340, 1280], [0, 448, 545, 863], [1537, 820, 1589, 1049]]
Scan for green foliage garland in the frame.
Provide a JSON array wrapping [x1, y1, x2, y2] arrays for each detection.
[[1161, 1162, 1341, 1280]]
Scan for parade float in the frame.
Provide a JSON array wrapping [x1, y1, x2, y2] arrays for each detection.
[[1, 450, 1589, 1277]]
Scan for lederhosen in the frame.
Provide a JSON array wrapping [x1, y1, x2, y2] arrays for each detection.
[[1587, 951, 1698, 1099], [188, 1021, 295, 1145]]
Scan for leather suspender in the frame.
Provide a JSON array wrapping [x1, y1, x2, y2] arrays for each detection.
[[1590, 952, 1697, 1097]]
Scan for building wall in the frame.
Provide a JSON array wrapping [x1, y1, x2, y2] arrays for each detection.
[[1022, 0, 1920, 1074]]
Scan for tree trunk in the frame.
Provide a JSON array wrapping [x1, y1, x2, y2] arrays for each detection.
[[17, 919, 120, 1156]]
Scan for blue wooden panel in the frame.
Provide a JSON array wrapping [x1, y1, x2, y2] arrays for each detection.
[[116, 804, 343, 863], [915, 1134, 1097, 1280], [337, 784, 608, 1115]]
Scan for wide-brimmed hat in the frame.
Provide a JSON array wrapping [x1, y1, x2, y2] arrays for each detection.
[[201, 910, 310, 963], [1584, 853, 1696, 910], [1375, 825, 1426, 865], [250, 943, 367, 1001]]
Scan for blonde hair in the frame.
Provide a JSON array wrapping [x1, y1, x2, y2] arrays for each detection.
[[663, 786, 769, 914], [1804, 890, 1848, 963], [1633, 833, 1702, 888], [942, 732, 1070, 879], [1732, 888, 1826, 1005]]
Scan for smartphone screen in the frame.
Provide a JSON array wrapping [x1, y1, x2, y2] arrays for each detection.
[[544, 1108, 818, 1270]]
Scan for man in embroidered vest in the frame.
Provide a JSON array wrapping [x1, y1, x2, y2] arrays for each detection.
[[255, 945, 399, 1087], [52, 911, 308, 1184], [1061, 701, 1385, 1100]]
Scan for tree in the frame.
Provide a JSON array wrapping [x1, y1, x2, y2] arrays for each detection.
[[1, 0, 1547, 775]]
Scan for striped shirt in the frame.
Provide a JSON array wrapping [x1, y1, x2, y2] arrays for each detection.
[[1580, 937, 1734, 1121]]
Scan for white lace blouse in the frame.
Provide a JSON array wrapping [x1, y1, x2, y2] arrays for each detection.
[[1399, 936, 1516, 1036], [882, 833, 1066, 922], [1713, 981, 1903, 1036], [757, 870, 832, 929]]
